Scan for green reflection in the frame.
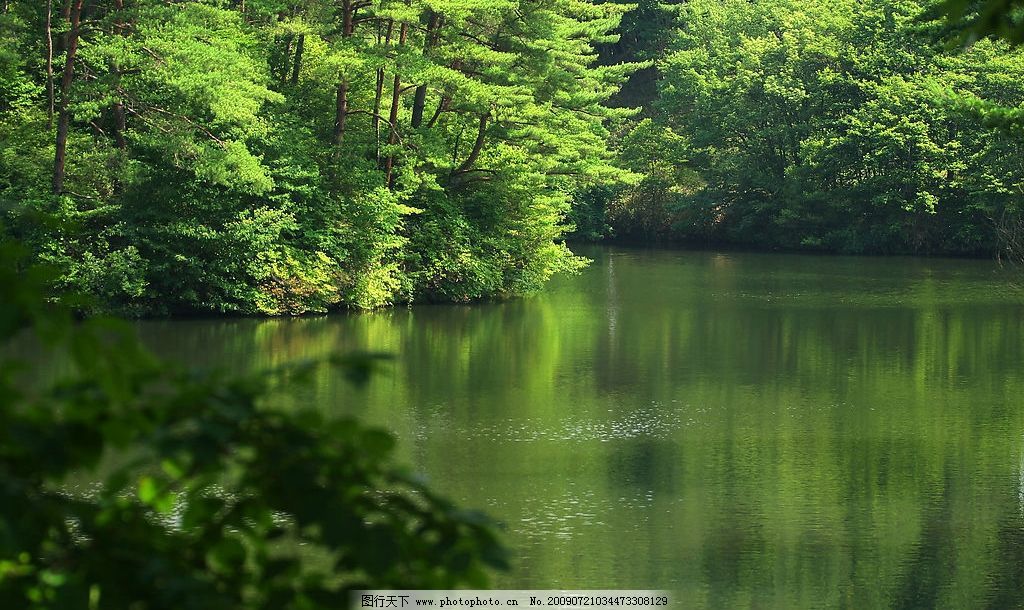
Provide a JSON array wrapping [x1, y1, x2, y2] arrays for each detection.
[[136, 247, 1024, 608]]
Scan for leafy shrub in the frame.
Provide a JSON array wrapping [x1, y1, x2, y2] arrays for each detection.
[[256, 249, 342, 315]]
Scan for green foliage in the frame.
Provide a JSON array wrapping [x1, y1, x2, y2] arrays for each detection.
[[595, 0, 681, 109], [937, 0, 1024, 44], [565, 184, 615, 241], [605, 119, 699, 241], [0, 0, 638, 316], [0, 241, 507, 608], [607, 0, 1024, 255]]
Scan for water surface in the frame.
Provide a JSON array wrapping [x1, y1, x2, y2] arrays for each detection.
[[136, 247, 1024, 608]]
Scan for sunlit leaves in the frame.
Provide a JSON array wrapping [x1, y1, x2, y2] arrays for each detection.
[[0, 0, 636, 315], [647, 0, 1024, 254]]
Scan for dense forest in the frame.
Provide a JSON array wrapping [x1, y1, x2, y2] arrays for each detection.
[[0, 0, 636, 315], [2, 0, 1024, 316], [578, 0, 1024, 257]]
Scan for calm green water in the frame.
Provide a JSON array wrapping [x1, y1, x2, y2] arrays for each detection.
[[136, 246, 1024, 608]]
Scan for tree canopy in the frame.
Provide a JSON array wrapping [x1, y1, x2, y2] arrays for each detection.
[[0, 0, 638, 315], [590, 0, 1024, 257]]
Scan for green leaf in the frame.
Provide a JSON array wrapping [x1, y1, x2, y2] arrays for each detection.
[[206, 537, 247, 573], [138, 476, 158, 505]]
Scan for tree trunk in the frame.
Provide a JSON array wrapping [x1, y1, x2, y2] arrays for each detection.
[[112, 104, 126, 149], [290, 33, 305, 84], [333, 1, 356, 147], [280, 34, 293, 83], [373, 20, 394, 160], [454, 112, 490, 175], [411, 11, 441, 128], [110, 0, 126, 151], [411, 87, 428, 129], [384, 22, 409, 187], [373, 68, 385, 158], [53, 0, 84, 195], [426, 96, 449, 128], [426, 59, 460, 129], [45, 0, 54, 127], [342, 0, 353, 36], [334, 80, 348, 145]]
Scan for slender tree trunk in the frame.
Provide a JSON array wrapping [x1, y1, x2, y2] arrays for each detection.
[[373, 68, 385, 157], [280, 34, 293, 83], [426, 96, 449, 128], [453, 112, 490, 175], [410, 87, 428, 128], [373, 20, 394, 160], [112, 104, 126, 149], [110, 0, 126, 151], [451, 125, 463, 165], [290, 33, 305, 84], [333, 1, 356, 146], [426, 59, 460, 129], [334, 80, 348, 145], [53, 0, 84, 195], [411, 12, 441, 128], [45, 0, 54, 127], [384, 22, 409, 187], [342, 0, 353, 36]]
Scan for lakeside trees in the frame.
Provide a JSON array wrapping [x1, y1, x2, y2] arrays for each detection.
[[596, 0, 1024, 257], [3, 0, 1024, 311], [0, 0, 636, 315]]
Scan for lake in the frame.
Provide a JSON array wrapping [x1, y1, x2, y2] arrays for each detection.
[[134, 246, 1024, 608]]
